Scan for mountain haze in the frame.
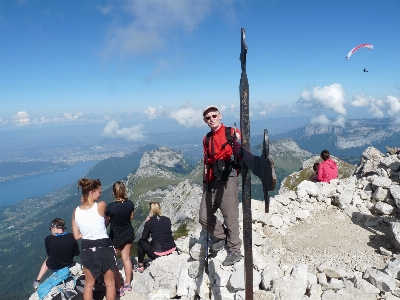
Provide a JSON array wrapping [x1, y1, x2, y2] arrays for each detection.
[[274, 118, 400, 157]]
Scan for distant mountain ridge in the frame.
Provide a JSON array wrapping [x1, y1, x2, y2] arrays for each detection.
[[274, 118, 400, 157]]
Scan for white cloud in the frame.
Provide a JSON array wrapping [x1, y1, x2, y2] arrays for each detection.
[[310, 114, 331, 126], [13, 111, 31, 126], [350, 94, 400, 119], [368, 105, 384, 118], [386, 96, 400, 116], [253, 101, 275, 116], [144, 106, 165, 119], [97, 4, 114, 15], [350, 93, 370, 107], [310, 114, 346, 127], [297, 83, 347, 115], [332, 115, 346, 127], [103, 121, 144, 141], [100, 0, 215, 58], [170, 103, 203, 127], [64, 112, 83, 121], [0, 117, 8, 125]]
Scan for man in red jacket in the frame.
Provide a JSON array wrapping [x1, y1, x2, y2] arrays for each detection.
[[199, 105, 242, 266]]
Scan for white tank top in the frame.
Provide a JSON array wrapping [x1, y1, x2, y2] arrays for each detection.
[[75, 202, 109, 240]]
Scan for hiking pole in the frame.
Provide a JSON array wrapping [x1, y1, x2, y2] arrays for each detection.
[[205, 231, 209, 274], [233, 122, 239, 169]]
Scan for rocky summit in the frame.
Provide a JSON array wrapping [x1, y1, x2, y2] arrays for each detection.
[[30, 146, 400, 300]]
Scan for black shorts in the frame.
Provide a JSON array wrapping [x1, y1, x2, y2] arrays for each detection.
[[80, 238, 117, 279], [112, 231, 135, 249]]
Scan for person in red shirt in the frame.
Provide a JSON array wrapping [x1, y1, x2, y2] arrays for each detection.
[[316, 150, 338, 183], [199, 105, 242, 266]]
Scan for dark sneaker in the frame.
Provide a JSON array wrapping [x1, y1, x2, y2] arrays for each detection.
[[211, 238, 226, 252], [222, 252, 242, 266], [116, 287, 125, 297]]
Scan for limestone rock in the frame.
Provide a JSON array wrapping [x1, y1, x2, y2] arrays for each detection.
[[364, 268, 396, 292]]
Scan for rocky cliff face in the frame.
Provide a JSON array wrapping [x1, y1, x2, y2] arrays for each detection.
[[127, 146, 191, 185], [269, 138, 313, 158], [124, 146, 196, 208], [124, 147, 400, 300]]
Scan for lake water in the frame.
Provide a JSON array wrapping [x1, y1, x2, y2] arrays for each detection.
[[0, 161, 98, 206]]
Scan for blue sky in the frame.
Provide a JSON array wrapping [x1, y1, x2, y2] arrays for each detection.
[[1, 0, 399, 140]]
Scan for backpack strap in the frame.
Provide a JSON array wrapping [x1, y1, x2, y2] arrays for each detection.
[[205, 131, 213, 165], [221, 127, 233, 149]]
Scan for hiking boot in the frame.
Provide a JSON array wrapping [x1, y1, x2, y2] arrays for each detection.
[[386, 146, 397, 155], [222, 252, 242, 266], [116, 287, 125, 297], [122, 283, 132, 291], [211, 238, 226, 252]]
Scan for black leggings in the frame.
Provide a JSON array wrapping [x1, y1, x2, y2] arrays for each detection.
[[137, 239, 160, 263]]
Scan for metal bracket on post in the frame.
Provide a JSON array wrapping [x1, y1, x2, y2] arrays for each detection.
[[234, 130, 277, 212]]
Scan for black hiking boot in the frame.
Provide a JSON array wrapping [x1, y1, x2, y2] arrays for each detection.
[[222, 252, 242, 266], [211, 238, 226, 252]]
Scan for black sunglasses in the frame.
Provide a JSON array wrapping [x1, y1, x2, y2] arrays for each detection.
[[205, 114, 218, 120]]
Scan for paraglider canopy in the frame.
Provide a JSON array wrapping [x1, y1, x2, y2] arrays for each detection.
[[346, 43, 373, 60]]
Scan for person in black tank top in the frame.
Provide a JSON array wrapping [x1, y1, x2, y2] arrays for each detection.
[[105, 181, 135, 292]]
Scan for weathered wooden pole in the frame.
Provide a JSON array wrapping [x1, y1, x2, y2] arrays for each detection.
[[239, 27, 253, 300]]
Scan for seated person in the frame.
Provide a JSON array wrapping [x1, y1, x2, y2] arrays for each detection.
[[316, 150, 338, 183], [33, 218, 80, 289], [309, 162, 319, 182], [136, 202, 176, 272]]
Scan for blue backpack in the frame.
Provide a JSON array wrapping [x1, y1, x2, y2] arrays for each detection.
[[37, 267, 74, 300]]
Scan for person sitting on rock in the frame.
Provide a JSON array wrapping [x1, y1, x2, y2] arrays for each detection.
[[386, 146, 400, 155], [316, 150, 338, 183], [33, 218, 80, 290], [309, 162, 319, 182], [136, 202, 176, 272]]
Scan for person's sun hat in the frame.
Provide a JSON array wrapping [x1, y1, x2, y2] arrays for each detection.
[[202, 105, 219, 116]]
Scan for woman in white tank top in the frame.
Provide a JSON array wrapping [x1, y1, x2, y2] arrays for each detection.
[[72, 178, 123, 300]]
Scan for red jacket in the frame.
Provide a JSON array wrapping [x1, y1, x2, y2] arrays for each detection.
[[316, 159, 338, 183], [203, 124, 239, 182]]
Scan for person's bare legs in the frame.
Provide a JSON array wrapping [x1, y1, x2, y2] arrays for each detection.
[[82, 267, 95, 300], [104, 269, 116, 300], [111, 251, 121, 292], [119, 244, 132, 285]]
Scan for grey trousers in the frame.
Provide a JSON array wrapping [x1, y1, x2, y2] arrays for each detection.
[[199, 176, 242, 255]]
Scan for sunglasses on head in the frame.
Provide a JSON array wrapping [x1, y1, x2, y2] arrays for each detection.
[[205, 114, 218, 120]]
